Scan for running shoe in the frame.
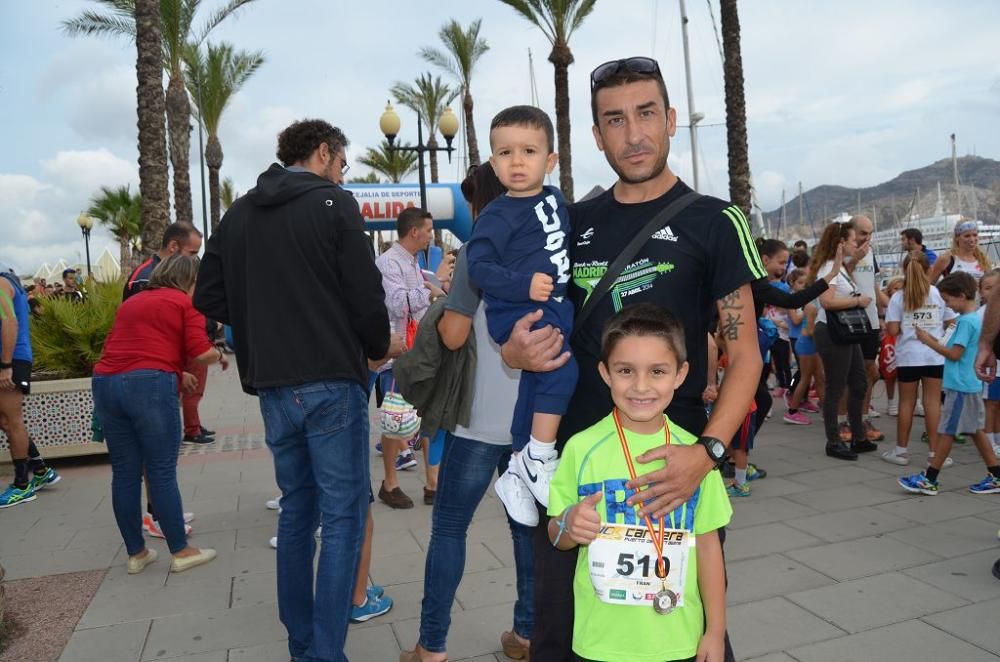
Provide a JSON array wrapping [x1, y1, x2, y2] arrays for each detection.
[[887, 400, 898, 416], [395, 450, 418, 471], [265, 496, 281, 511], [0, 483, 36, 508], [993, 444, 1000, 458], [350, 594, 393, 623], [800, 400, 820, 414], [374, 441, 383, 456], [969, 475, 1000, 494], [494, 470, 539, 527], [898, 471, 939, 496], [143, 513, 193, 538], [746, 463, 767, 481], [727, 482, 751, 498], [880, 448, 910, 465], [915, 401, 925, 417], [868, 406, 881, 419], [783, 411, 811, 425], [514, 448, 559, 507], [367, 584, 385, 601], [28, 467, 61, 491]]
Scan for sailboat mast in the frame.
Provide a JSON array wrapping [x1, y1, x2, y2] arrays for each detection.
[[780, 189, 786, 237], [951, 133, 962, 217], [679, 0, 701, 191]]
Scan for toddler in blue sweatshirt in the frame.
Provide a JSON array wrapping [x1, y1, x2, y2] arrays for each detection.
[[466, 105, 578, 526]]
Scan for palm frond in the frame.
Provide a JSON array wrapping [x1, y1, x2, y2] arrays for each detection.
[[194, 0, 258, 45], [185, 40, 264, 134], [61, 8, 136, 40], [419, 46, 459, 80], [31, 280, 123, 379], [358, 140, 418, 183], [391, 73, 458, 133], [499, 0, 556, 43], [566, 0, 598, 39]]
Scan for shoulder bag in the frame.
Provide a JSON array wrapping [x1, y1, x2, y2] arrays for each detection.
[[825, 268, 873, 344]]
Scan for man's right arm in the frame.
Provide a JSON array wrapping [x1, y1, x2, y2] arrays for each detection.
[[976, 285, 1000, 381]]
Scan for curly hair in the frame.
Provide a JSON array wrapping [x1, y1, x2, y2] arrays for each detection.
[[276, 119, 348, 167]]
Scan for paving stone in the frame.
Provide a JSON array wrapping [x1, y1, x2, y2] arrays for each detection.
[[787, 464, 889, 486], [59, 620, 150, 662], [727, 496, 820, 529], [872, 490, 996, 523], [732, 476, 812, 498], [0, 519, 79, 556], [786, 571, 968, 633], [902, 549, 1000, 602], [744, 654, 799, 662], [345, 623, 403, 661], [3, 546, 118, 581], [371, 528, 423, 559], [786, 534, 942, 581], [227, 639, 289, 662], [784, 482, 907, 512], [79, 573, 232, 629], [787, 619, 999, 662], [393, 602, 516, 661], [923, 596, 1000, 655], [886, 515, 1000, 557], [454, 567, 519, 610], [141, 602, 287, 660], [726, 554, 836, 605], [784, 506, 916, 542], [723, 522, 824, 562], [372, 541, 503, 586], [231, 572, 275, 609], [349, 579, 445, 629], [727, 596, 844, 659]]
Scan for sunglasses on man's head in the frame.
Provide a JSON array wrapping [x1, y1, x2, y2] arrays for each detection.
[[590, 57, 662, 90]]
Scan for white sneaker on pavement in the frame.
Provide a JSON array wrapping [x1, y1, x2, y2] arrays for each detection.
[[881, 449, 910, 466], [269, 536, 278, 549], [494, 470, 539, 527], [887, 400, 898, 416], [915, 401, 925, 417], [515, 447, 559, 508], [266, 497, 281, 511]]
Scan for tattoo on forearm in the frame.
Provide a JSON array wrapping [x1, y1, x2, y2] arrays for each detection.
[[720, 313, 743, 340], [720, 290, 741, 310]]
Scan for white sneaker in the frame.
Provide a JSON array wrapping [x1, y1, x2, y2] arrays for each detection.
[[265, 497, 281, 511], [881, 449, 910, 466], [868, 407, 881, 419], [183, 512, 195, 524], [992, 444, 1000, 458], [269, 536, 278, 549], [887, 400, 898, 416], [516, 448, 559, 507], [915, 401, 925, 417], [494, 470, 539, 527]]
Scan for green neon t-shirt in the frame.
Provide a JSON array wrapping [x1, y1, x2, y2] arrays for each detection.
[[548, 412, 732, 662]]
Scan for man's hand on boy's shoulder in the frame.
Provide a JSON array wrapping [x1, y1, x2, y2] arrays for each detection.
[[626, 445, 714, 519]]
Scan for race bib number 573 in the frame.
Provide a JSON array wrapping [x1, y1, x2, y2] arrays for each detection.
[[587, 523, 692, 608]]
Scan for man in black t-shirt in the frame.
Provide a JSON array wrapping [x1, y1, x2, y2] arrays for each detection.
[[501, 57, 763, 662]]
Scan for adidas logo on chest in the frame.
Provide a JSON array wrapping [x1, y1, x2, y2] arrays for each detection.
[[651, 226, 679, 242]]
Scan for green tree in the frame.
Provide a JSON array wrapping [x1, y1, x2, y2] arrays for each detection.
[[134, 0, 170, 254], [184, 41, 265, 230], [87, 185, 142, 272], [220, 176, 239, 211], [349, 172, 381, 184], [358, 141, 418, 183], [391, 73, 459, 184], [499, 0, 596, 202], [721, 0, 750, 214], [420, 19, 489, 166], [62, 0, 257, 226]]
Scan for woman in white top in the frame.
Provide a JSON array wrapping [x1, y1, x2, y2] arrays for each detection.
[[811, 221, 873, 460], [928, 220, 991, 284], [882, 251, 957, 466]]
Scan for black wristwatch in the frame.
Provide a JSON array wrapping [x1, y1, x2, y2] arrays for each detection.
[[0, 362, 12, 370], [696, 436, 727, 469]]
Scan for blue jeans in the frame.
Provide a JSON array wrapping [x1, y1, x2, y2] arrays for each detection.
[[258, 380, 370, 662], [92, 370, 187, 555], [419, 432, 535, 653]]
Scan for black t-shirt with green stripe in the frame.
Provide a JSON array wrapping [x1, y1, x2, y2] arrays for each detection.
[[560, 179, 765, 445]]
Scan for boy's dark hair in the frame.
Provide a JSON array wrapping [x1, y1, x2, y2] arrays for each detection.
[[276, 119, 348, 167], [937, 271, 978, 300], [790, 251, 809, 268], [490, 105, 554, 153], [590, 70, 670, 127], [901, 228, 924, 245], [161, 222, 200, 250], [793, 239, 808, 250], [601, 303, 687, 365], [397, 207, 432, 237]]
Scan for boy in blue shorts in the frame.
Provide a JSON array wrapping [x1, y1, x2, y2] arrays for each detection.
[[900, 271, 1000, 495], [467, 105, 578, 526], [548, 303, 729, 662]]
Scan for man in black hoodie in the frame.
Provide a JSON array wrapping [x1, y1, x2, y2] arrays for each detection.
[[195, 119, 404, 662]]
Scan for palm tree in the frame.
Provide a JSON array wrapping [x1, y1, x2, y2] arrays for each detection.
[[62, 0, 257, 226], [720, 0, 750, 214], [349, 172, 381, 184], [391, 73, 459, 184], [420, 19, 489, 167], [184, 41, 265, 231], [499, 0, 596, 202], [134, 0, 170, 254], [87, 185, 142, 272], [359, 141, 418, 183], [220, 176, 239, 211]]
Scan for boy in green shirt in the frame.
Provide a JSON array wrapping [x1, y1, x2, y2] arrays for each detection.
[[548, 303, 731, 662]]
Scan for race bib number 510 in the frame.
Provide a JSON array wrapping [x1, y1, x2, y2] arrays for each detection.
[[587, 523, 692, 608]]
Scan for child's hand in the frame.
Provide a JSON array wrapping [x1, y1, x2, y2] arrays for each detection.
[[566, 492, 603, 545], [530, 273, 554, 302], [696, 631, 725, 662], [702, 384, 718, 404], [914, 326, 931, 344]]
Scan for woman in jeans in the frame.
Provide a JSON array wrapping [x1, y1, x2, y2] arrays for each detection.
[[811, 222, 875, 461], [400, 165, 535, 662], [93, 255, 227, 574]]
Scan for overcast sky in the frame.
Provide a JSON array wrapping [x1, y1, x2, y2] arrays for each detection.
[[2, 0, 998, 273]]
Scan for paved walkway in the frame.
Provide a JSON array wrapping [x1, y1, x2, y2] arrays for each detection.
[[3, 366, 999, 661]]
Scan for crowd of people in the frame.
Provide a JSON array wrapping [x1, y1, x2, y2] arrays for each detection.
[[2, 54, 999, 662]]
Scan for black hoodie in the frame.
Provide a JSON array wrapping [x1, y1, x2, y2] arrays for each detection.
[[194, 164, 390, 395]]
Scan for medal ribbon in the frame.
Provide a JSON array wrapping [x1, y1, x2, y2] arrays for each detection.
[[612, 407, 671, 578]]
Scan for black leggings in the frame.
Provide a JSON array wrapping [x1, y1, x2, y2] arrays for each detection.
[[771, 338, 792, 388], [814, 322, 867, 445]]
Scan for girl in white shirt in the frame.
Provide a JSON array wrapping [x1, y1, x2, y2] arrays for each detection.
[[882, 251, 957, 466]]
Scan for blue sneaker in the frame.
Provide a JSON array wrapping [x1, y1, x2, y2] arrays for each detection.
[[374, 441, 383, 456], [28, 467, 61, 492], [367, 584, 385, 601], [898, 471, 939, 496], [969, 475, 1000, 494], [350, 593, 393, 623], [727, 482, 751, 498], [746, 463, 767, 481], [395, 450, 417, 471], [0, 483, 37, 508]]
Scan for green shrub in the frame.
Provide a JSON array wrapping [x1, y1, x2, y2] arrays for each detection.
[[30, 280, 123, 379]]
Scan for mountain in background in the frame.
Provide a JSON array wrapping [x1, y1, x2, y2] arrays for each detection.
[[763, 155, 1000, 239]]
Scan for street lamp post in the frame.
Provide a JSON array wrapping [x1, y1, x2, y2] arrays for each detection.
[[76, 212, 94, 278], [378, 101, 460, 216]]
